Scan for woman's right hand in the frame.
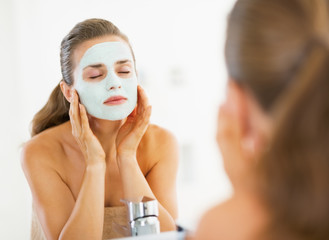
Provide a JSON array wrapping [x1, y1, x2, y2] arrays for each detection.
[[216, 95, 252, 190], [69, 90, 106, 166]]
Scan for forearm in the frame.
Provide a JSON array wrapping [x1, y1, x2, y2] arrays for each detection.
[[59, 163, 106, 240], [118, 157, 176, 232]]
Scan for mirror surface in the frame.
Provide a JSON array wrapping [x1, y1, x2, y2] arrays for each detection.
[[0, 0, 235, 238]]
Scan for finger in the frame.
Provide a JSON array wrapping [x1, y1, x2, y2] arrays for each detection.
[[137, 85, 149, 115], [69, 91, 76, 129], [144, 105, 152, 125], [127, 107, 137, 121], [219, 105, 240, 143], [70, 91, 82, 137], [144, 105, 152, 123], [79, 104, 92, 137], [131, 106, 137, 117], [216, 104, 230, 144], [136, 105, 152, 132], [126, 105, 151, 142], [73, 91, 82, 131], [217, 103, 243, 161], [136, 85, 142, 115], [69, 103, 75, 135]]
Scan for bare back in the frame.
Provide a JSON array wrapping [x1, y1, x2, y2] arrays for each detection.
[[194, 194, 268, 240]]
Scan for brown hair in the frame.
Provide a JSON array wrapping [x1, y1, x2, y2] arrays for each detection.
[[31, 18, 134, 136], [226, 0, 329, 239]]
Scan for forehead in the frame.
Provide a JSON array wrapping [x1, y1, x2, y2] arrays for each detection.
[[73, 35, 131, 68], [80, 42, 133, 69]]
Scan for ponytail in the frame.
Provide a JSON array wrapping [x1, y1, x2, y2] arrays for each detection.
[[227, 0, 329, 238], [257, 39, 329, 240], [31, 82, 70, 137]]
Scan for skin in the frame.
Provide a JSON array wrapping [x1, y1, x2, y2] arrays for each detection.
[[193, 81, 271, 240], [21, 35, 178, 240]]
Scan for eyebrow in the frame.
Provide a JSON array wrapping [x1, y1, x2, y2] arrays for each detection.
[[83, 64, 103, 70], [83, 60, 132, 70], [116, 59, 132, 65]]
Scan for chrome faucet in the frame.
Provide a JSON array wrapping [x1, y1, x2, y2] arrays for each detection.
[[124, 197, 160, 236]]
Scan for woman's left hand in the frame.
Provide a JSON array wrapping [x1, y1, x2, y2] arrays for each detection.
[[116, 85, 152, 160]]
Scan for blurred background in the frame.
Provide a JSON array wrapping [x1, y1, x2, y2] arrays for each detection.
[[0, 0, 235, 238]]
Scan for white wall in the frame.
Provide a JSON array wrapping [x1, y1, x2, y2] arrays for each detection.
[[0, 0, 235, 238]]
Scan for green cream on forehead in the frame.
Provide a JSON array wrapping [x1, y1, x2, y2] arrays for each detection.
[[75, 41, 137, 121]]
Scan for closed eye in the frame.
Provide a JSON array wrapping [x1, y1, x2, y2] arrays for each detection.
[[90, 75, 102, 79], [83, 63, 106, 81]]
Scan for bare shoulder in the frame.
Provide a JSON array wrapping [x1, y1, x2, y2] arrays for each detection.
[[143, 124, 178, 148], [21, 125, 65, 171], [195, 198, 237, 238], [141, 124, 179, 158], [194, 195, 267, 240], [138, 124, 179, 170]]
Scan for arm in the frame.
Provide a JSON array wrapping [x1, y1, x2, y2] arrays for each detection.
[[59, 163, 105, 240], [119, 130, 179, 231], [21, 91, 106, 240], [116, 86, 178, 231], [21, 148, 105, 240], [145, 129, 179, 225]]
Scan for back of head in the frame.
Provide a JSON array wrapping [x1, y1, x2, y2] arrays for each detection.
[[226, 0, 329, 239], [31, 18, 131, 136], [226, 0, 329, 111]]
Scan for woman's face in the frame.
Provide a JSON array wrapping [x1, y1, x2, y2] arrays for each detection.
[[72, 35, 138, 121]]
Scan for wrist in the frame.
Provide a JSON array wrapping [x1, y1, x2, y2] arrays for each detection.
[[117, 148, 136, 162], [117, 154, 137, 169], [85, 151, 106, 161], [86, 161, 106, 173], [85, 153, 106, 165]]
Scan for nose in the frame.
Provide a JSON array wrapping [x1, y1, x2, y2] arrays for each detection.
[[106, 71, 122, 91]]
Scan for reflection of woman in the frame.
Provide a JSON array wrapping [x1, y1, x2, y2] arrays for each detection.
[[195, 0, 329, 239], [21, 19, 178, 240]]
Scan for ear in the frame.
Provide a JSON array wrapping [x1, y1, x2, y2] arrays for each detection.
[[226, 80, 248, 135], [227, 79, 272, 161], [60, 81, 74, 103], [226, 80, 255, 160]]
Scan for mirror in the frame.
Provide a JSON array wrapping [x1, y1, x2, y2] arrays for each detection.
[[1, 0, 235, 238]]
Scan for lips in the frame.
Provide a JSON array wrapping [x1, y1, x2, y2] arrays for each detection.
[[103, 95, 127, 106]]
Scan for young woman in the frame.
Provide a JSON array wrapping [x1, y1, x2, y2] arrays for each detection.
[[195, 0, 329, 239], [21, 19, 178, 240]]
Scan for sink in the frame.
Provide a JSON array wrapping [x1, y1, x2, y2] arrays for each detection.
[[110, 231, 186, 240]]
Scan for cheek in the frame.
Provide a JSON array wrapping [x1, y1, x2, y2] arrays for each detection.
[[121, 77, 137, 90], [88, 82, 107, 95], [78, 81, 108, 105], [72, 68, 81, 88], [121, 78, 137, 104]]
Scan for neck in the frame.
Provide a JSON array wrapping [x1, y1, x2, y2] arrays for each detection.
[[88, 116, 125, 158], [232, 169, 258, 198]]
